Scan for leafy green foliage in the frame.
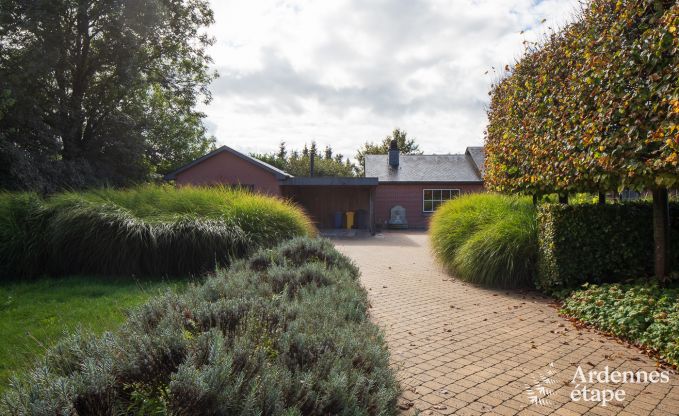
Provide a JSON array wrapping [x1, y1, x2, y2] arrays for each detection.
[[1, 238, 399, 415], [562, 282, 679, 366], [429, 193, 537, 288], [0, 185, 314, 280], [251, 141, 356, 177], [355, 128, 423, 175], [485, 1, 679, 194], [537, 203, 679, 292], [0, 275, 186, 392], [0, 0, 217, 191]]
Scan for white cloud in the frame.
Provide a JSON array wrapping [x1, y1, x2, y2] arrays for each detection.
[[202, 0, 580, 159]]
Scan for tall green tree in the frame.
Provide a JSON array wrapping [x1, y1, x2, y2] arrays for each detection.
[[355, 128, 422, 175], [0, 0, 216, 192], [251, 142, 356, 177]]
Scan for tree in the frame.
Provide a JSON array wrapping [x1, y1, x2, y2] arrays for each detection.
[[485, 0, 678, 278], [142, 86, 216, 176], [0, 0, 217, 192], [251, 142, 356, 177], [355, 128, 422, 175], [277, 141, 287, 160]]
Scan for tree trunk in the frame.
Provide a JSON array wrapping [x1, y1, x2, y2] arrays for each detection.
[[533, 194, 538, 205], [62, 0, 91, 161], [559, 193, 568, 204], [598, 192, 606, 205], [652, 187, 670, 279]]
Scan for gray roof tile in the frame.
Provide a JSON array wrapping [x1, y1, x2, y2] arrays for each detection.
[[465, 146, 485, 175], [364, 151, 483, 182]]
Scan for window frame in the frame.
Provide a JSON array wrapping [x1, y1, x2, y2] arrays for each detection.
[[422, 188, 460, 212]]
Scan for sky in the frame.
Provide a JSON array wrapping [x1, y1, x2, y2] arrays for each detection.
[[202, 0, 580, 160]]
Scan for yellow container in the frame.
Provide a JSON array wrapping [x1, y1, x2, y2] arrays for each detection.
[[345, 211, 355, 229]]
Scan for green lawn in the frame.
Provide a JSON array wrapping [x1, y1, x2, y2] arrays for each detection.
[[0, 275, 188, 391]]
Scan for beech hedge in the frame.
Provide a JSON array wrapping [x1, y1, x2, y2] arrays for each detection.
[[537, 203, 679, 292], [485, 0, 678, 194], [1, 238, 399, 415]]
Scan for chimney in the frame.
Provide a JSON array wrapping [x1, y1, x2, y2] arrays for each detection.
[[310, 152, 315, 176], [388, 139, 399, 168]]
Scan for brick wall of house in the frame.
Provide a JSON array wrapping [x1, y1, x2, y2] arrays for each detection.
[[173, 151, 282, 195], [374, 182, 485, 229]]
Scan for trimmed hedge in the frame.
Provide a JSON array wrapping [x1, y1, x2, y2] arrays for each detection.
[[1, 238, 399, 415], [485, 1, 678, 194], [0, 186, 315, 279], [562, 282, 679, 366], [430, 193, 537, 288], [537, 203, 679, 292]]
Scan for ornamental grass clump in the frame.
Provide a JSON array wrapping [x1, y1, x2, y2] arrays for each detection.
[[0, 193, 48, 278], [429, 193, 537, 288], [0, 185, 315, 279], [1, 237, 399, 415]]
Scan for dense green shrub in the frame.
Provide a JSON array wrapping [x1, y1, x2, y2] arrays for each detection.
[[537, 203, 679, 292], [1, 238, 399, 415], [562, 282, 679, 367], [430, 193, 537, 288], [0, 185, 315, 279]]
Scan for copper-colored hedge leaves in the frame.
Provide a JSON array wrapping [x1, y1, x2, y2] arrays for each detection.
[[485, 0, 679, 194]]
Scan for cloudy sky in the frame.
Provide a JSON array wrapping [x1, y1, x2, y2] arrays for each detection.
[[202, 0, 580, 160]]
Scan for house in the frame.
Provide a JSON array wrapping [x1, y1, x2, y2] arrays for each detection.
[[165, 142, 485, 231], [365, 142, 485, 228]]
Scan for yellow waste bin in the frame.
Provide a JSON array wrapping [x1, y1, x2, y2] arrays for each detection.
[[345, 211, 355, 229]]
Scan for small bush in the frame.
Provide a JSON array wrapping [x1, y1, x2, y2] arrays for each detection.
[[1, 237, 399, 415], [429, 193, 537, 288], [0, 185, 315, 279], [536, 203, 679, 292], [562, 282, 679, 367]]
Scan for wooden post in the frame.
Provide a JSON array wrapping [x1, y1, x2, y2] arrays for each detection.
[[369, 187, 375, 235], [598, 192, 606, 205], [652, 187, 670, 279], [310, 153, 315, 176]]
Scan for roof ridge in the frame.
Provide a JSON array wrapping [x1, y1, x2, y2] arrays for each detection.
[[164, 145, 292, 180]]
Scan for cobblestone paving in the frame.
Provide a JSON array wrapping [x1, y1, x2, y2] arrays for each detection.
[[334, 231, 679, 416]]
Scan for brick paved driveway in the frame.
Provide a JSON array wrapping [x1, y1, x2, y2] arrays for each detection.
[[334, 231, 679, 416]]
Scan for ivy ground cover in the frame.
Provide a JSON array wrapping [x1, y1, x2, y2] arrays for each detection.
[[562, 282, 679, 367]]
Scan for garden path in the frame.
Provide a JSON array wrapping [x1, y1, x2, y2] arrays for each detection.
[[334, 231, 679, 416]]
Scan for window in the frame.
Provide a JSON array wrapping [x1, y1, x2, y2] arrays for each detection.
[[423, 189, 460, 212]]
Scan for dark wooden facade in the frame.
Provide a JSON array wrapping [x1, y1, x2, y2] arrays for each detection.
[[281, 185, 375, 231]]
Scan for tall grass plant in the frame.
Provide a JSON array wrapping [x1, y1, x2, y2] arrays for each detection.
[[430, 193, 537, 288], [0, 185, 314, 279]]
